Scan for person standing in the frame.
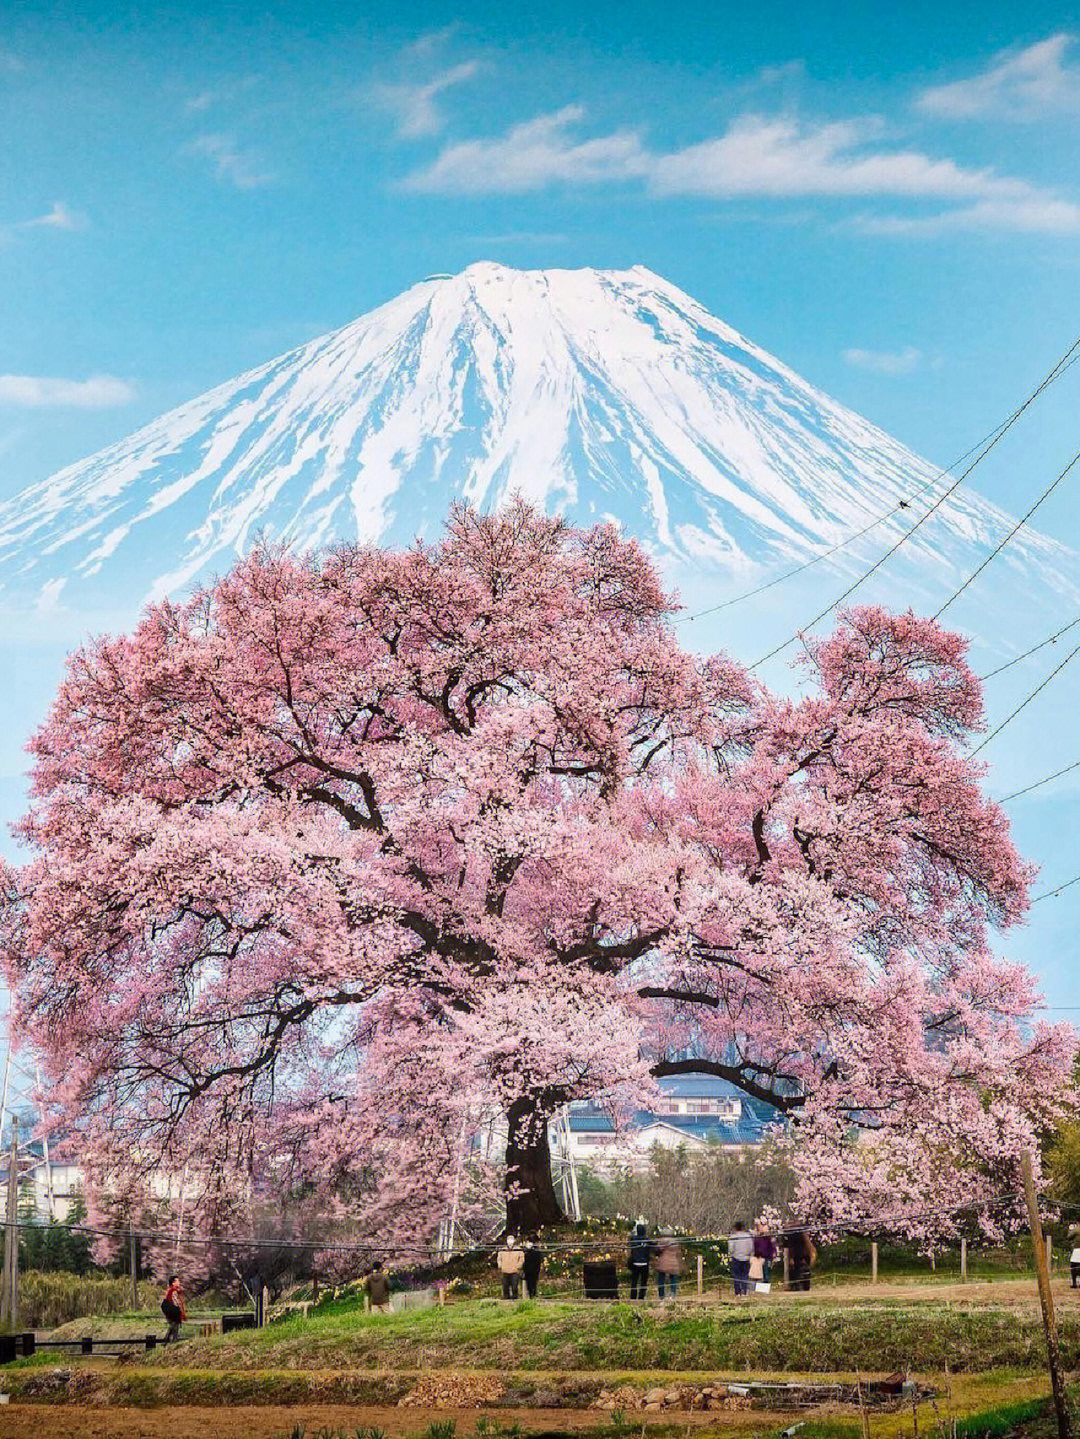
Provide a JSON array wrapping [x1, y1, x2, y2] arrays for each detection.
[[1070, 1238, 1080, 1289], [627, 1221, 653, 1301], [497, 1234, 525, 1299], [653, 1228, 684, 1301], [160, 1274, 186, 1344], [522, 1236, 544, 1299], [365, 1260, 392, 1314], [785, 1228, 816, 1292], [729, 1221, 754, 1296], [752, 1220, 778, 1288]]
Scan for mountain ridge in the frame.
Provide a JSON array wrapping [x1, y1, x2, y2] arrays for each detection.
[[0, 262, 1073, 623]]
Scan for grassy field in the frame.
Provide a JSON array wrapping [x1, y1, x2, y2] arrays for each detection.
[[4, 1277, 1078, 1438]]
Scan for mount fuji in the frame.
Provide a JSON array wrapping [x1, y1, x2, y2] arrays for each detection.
[[1, 263, 1074, 631]]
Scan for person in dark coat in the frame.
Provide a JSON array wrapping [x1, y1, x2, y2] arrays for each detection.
[[522, 1236, 544, 1299], [752, 1220, 778, 1285], [627, 1220, 653, 1300], [785, 1228, 816, 1291], [366, 1260, 392, 1313]]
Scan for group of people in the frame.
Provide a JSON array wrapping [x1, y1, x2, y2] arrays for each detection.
[[496, 1233, 545, 1298], [628, 1222, 686, 1299], [494, 1219, 816, 1303]]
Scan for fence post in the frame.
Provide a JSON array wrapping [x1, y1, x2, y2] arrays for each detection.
[[129, 1222, 138, 1310], [961, 1238, 967, 1283], [1022, 1150, 1072, 1439], [783, 1246, 790, 1290], [871, 1242, 878, 1285], [1, 1115, 18, 1331], [697, 1253, 703, 1295]]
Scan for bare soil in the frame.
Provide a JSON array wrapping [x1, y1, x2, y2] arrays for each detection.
[[0, 1402, 762, 1438]]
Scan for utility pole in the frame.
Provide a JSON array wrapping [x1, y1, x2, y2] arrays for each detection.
[[1, 1116, 19, 1331], [1022, 1151, 1071, 1439], [128, 1220, 138, 1310]]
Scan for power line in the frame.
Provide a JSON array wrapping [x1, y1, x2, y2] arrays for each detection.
[[1031, 874, 1080, 904], [0, 1187, 1025, 1253], [677, 348, 1080, 631], [998, 759, 1080, 803], [980, 614, 1080, 681], [971, 636, 1080, 754], [674, 417, 1023, 628], [749, 331, 1080, 669], [934, 445, 1080, 621]]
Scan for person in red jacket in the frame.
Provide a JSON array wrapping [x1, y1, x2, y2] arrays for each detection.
[[161, 1274, 186, 1344]]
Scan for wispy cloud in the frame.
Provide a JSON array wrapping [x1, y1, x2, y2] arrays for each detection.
[[402, 106, 648, 192], [403, 106, 1078, 233], [854, 196, 1080, 235], [918, 34, 1080, 120], [373, 60, 482, 139], [651, 115, 1043, 200], [843, 345, 922, 375], [184, 134, 274, 189], [0, 201, 89, 242], [22, 200, 87, 231], [0, 374, 136, 408]]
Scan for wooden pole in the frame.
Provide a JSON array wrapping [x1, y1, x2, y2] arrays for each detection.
[[1, 1116, 18, 1330], [1022, 1150, 1072, 1439], [960, 1238, 967, 1283], [783, 1245, 790, 1290], [697, 1253, 704, 1295], [871, 1242, 878, 1285], [128, 1221, 138, 1310]]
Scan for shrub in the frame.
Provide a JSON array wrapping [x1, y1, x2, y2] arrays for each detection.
[[16, 1269, 159, 1328]]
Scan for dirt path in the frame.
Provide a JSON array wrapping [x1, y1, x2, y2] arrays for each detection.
[[0, 1403, 776, 1438]]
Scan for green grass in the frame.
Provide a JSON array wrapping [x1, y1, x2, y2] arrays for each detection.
[[145, 1294, 1080, 1376]]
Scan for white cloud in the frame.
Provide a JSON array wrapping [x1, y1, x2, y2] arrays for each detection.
[[854, 196, 1080, 235], [185, 134, 274, 189], [843, 345, 922, 375], [185, 90, 215, 114], [403, 106, 648, 192], [21, 200, 87, 231], [918, 34, 1080, 120], [403, 108, 1077, 234], [373, 60, 482, 138], [0, 374, 136, 408], [650, 115, 1037, 200]]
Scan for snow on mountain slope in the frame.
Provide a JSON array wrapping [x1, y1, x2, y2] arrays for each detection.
[[0, 262, 1073, 622]]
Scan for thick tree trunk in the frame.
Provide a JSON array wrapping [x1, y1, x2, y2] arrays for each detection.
[[504, 1094, 564, 1235]]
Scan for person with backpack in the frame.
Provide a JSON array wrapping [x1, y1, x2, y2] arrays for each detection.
[[627, 1220, 653, 1300], [161, 1274, 186, 1344], [653, 1228, 684, 1300]]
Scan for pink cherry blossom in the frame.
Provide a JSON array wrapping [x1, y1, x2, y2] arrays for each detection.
[[0, 502, 1072, 1246]]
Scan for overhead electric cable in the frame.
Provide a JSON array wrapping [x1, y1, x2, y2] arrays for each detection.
[[998, 759, 1080, 803], [678, 348, 1080, 630], [675, 418, 1022, 627], [971, 637, 1080, 754], [1031, 874, 1080, 904], [933, 445, 1080, 620], [749, 331, 1080, 669], [979, 614, 1080, 681]]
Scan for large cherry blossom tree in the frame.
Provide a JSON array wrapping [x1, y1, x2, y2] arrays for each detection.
[[1, 502, 1073, 1241]]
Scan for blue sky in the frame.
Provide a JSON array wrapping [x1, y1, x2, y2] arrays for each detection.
[[2, 0, 1080, 1006]]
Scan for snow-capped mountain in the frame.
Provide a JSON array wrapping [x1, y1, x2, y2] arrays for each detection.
[[0, 262, 1073, 623]]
